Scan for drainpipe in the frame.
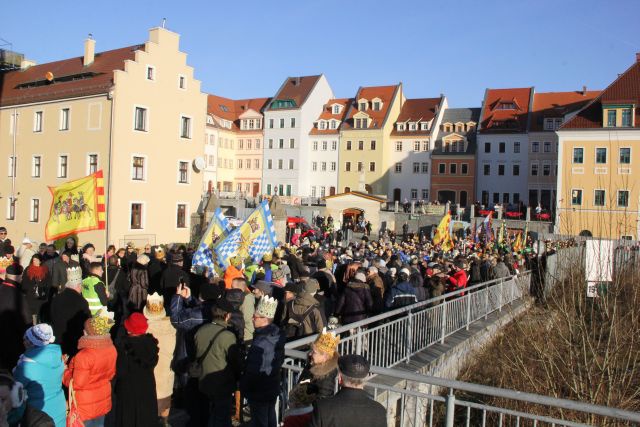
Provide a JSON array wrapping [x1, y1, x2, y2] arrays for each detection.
[[106, 89, 116, 247], [11, 109, 18, 204]]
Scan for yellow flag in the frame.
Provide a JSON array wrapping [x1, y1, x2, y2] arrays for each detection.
[[45, 170, 105, 241], [433, 213, 451, 246], [513, 233, 523, 252]]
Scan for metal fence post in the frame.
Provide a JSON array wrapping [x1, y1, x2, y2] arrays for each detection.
[[484, 283, 489, 320], [465, 292, 471, 330], [498, 279, 503, 312], [406, 311, 413, 362], [440, 301, 448, 344], [356, 326, 363, 355], [445, 388, 456, 427]]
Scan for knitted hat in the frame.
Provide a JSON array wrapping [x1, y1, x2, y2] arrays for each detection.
[[354, 272, 366, 283], [143, 292, 166, 320], [25, 323, 55, 347], [303, 278, 319, 294], [255, 295, 278, 319], [124, 313, 148, 335], [85, 313, 115, 336], [66, 266, 83, 288], [313, 329, 340, 355]]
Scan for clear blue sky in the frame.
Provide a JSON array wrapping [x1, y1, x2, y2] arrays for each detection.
[[3, 0, 639, 107]]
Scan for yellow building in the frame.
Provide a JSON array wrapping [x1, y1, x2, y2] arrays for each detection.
[[556, 55, 640, 239], [338, 84, 404, 196], [0, 27, 207, 248]]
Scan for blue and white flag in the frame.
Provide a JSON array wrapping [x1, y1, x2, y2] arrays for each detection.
[[192, 208, 232, 274]]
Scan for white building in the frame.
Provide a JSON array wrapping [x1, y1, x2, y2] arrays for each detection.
[[262, 75, 334, 197]]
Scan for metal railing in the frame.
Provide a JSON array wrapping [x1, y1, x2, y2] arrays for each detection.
[[281, 352, 640, 426], [286, 272, 531, 369]]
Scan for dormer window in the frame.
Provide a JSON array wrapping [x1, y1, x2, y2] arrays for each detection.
[[359, 102, 368, 111], [207, 116, 213, 125], [373, 101, 381, 111], [397, 123, 405, 131], [467, 122, 476, 132], [330, 120, 337, 130], [421, 122, 429, 131], [332, 105, 341, 114], [355, 118, 368, 129], [498, 102, 515, 110], [442, 123, 452, 132], [409, 122, 416, 131], [455, 123, 464, 133], [544, 118, 563, 131], [319, 121, 326, 130]]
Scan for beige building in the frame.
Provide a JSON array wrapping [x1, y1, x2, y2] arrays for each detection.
[[0, 27, 207, 248]]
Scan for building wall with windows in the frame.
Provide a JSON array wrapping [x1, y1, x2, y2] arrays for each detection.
[[235, 101, 268, 197], [203, 121, 218, 193]]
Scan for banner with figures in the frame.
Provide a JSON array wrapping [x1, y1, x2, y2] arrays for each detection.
[[45, 170, 105, 241], [432, 213, 454, 251], [191, 208, 232, 274], [213, 201, 278, 270]]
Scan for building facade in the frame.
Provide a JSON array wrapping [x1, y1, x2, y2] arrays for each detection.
[[431, 108, 480, 207], [262, 75, 334, 198], [0, 27, 207, 247], [556, 55, 640, 239]]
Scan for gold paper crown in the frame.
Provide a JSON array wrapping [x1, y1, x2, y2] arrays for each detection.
[[145, 292, 165, 314], [255, 295, 278, 319], [313, 329, 340, 355], [66, 267, 83, 287]]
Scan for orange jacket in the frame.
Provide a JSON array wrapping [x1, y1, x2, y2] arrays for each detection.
[[63, 335, 117, 421], [224, 265, 244, 289]]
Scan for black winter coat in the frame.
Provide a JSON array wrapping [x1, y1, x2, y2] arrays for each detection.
[[160, 264, 189, 312], [309, 387, 386, 427], [115, 334, 159, 427], [0, 282, 30, 369], [49, 288, 91, 358], [335, 281, 373, 324], [10, 403, 55, 427], [240, 323, 285, 403], [297, 353, 338, 400]]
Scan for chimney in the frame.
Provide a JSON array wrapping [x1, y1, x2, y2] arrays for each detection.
[[582, 85, 587, 95], [636, 52, 640, 63], [83, 35, 95, 67], [20, 59, 36, 69]]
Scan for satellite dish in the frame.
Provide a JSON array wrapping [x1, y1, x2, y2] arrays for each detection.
[[193, 157, 205, 172], [45, 71, 54, 81]]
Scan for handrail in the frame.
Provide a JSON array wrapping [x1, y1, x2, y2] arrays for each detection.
[[285, 271, 530, 349]]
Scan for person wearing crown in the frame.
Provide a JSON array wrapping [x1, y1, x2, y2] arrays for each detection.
[[297, 330, 340, 400]]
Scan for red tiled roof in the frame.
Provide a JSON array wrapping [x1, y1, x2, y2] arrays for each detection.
[[342, 85, 400, 130], [268, 75, 322, 110], [391, 97, 441, 136], [310, 98, 351, 135], [207, 94, 269, 132], [480, 87, 533, 133], [563, 60, 640, 129], [0, 45, 143, 107], [530, 90, 600, 132]]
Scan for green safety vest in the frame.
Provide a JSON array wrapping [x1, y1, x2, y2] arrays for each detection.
[[82, 276, 104, 315]]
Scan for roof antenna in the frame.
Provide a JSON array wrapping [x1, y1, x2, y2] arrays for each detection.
[[162, 18, 167, 28]]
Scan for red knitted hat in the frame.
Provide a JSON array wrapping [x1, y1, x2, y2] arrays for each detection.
[[124, 312, 148, 335]]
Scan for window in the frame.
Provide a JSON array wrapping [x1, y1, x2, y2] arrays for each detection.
[[132, 156, 145, 180], [355, 118, 368, 129], [414, 141, 421, 151], [543, 164, 551, 176], [278, 159, 283, 169], [594, 190, 605, 206], [484, 142, 491, 153], [319, 186, 325, 197], [256, 140, 261, 149], [544, 118, 555, 131], [355, 140, 362, 150], [30, 199, 40, 222], [395, 141, 402, 152], [288, 159, 294, 169], [571, 189, 582, 205], [607, 110, 616, 127], [330, 162, 336, 171], [176, 204, 187, 228], [7, 156, 16, 177], [345, 162, 351, 172], [332, 141, 337, 150], [359, 102, 367, 111], [369, 162, 375, 172], [311, 186, 317, 197], [134, 107, 147, 131], [239, 140, 244, 150], [333, 105, 340, 114], [357, 162, 363, 172], [483, 164, 490, 175], [398, 123, 405, 131], [178, 75, 186, 89], [512, 164, 519, 176], [532, 142, 539, 153], [88, 154, 98, 174], [395, 162, 402, 173], [255, 159, 259, 169], [503, 193, 510, 204], [180, 116, 192, 138], [618, 190, 629, 207], [461, 164, 468, 175], [312, 141, 318, 151], [422, 162, 429, 173], [34, 111, 43, 132], [514, 142, 520, 153], [620, 148, 631, 164], [346, 141, 352, 150], [498, 164, 504, 176], [60, 108, 70, 130], [370, 140, 376, 150], [493, 193, 500, 204], [596, 148, 607, 164], [32, 156, 41, 178], [266, 184, 272, 195], [413, 162, 420, 173], [267, 159, 272, 169], [499, 142, 505, 153], [321, 162, 327, 172], [146, 66, 155, 80], [544, 142, 551, 153], [280, 118, 285, 128], [451, 163, 458, 174], [573, 148, 584, 164], [411, 189, 418, 200], [422, 189, 429, 200], [279, 139, 284, 149], [373, 101, 381, 111], [131, 203, 143, 229], [622, 109, 632, 127], [289, 139, 295, 149], [178, 161, 189, 183], [269, 119, 274, 129], [58, 155, 68, 178], [439, 163, 446, 174], [530, 163, 540, 176], [322, 141, 327, 151], [513, 193, 520, 203], [6, 197, 15, 221], [237, 159, 243, 169], [290, 118, 296, 128], [423, 141, 430, 151], [268, 139, 273, 149]]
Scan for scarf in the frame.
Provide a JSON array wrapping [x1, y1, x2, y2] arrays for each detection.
[[27, 265, 48, 282]]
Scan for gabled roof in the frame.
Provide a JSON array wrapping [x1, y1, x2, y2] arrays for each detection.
[[440, 107, 481, 126], [530, 90, 600, 131], [480, 87, 533, 133], [433, 107, 480, 156], [342, 84, 400, 131], [563, 58, 640, 129], [206, 94, 269, 131], [310, 98, 351, 135], [266, 75, 322, 111], [0, 45, 143, 107], [391, 97, 442, 136]]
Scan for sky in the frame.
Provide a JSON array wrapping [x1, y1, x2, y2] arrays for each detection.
[[3, 0, 640, 107]]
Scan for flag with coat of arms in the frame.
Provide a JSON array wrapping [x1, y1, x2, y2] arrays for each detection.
[[191, 207, 233, 274]]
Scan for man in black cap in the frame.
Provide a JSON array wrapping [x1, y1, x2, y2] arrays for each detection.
[[160, 252, 190, 313], [309, 354, 386, 427]]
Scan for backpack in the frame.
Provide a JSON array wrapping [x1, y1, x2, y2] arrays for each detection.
[[285, 302, 316, 339]]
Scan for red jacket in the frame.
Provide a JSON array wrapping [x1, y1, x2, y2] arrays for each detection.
[[446, 270, 468, 295], [63, 335, 117, 421]]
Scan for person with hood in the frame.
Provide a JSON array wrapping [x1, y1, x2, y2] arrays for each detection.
[[297, 330, 340, 400], [50, 251, 79, 293], [0, 371, 54, 427], [240, 296, 286, 427], [21, 254, 50, 324], [446, 260, 469, 295], [64, 238, 79, 256], [143, 293, 177, 426], [335, 271, 373, 325], [80, 244, 97, 279], [159, 252, 189, 314], [384, 268, 417, 309], [106, 255, 130, 323], [18, 238, 36, 271], [0, 263, 29, 369], [284, 281, 325, 340], [491, 256, 511, 280], [49, 267, 91, 358], [62, 314, 117, 427], [13, 324, 66, 427], [223, 256, 245, 290], [128, 254, 150, 312], [114, 313, 159, 427]]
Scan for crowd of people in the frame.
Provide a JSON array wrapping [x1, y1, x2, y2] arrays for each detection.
[[0, 219, 552, 427]]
